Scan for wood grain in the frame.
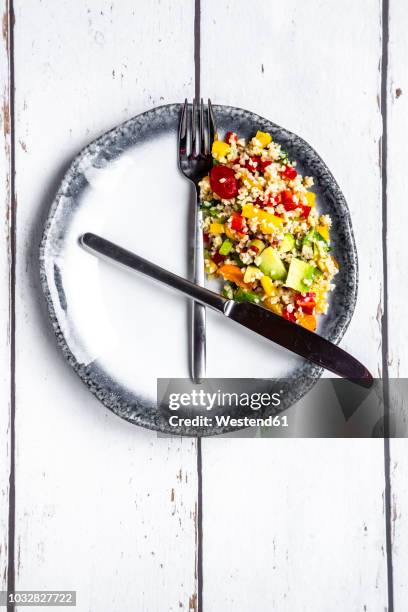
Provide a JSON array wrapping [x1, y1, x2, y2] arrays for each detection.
[[12, 1, 198, 610], [387, 1, 408, 609], [200, 1, 388, 609], [0, 0, 11, 596], [6, 0, 402, 610], [202, 439, 387, 611], [387, 0, 408, 382]]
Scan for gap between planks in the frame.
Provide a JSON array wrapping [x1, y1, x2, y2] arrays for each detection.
[[3, 0, 16, 610], [380, 0, 394, 610]]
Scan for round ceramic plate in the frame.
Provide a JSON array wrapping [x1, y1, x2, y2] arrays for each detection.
[[39, 103, 358, 436]]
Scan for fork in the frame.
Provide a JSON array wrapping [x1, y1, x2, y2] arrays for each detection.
[[178, 99, 216, 383]]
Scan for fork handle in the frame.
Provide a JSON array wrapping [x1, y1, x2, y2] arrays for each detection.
[[191, 199, 206, 383]]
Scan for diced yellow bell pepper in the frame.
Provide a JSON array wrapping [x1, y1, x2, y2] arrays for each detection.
[[225, 225, 237, 240], [209, 222, 225, 234], [305, 191, 316, 207], [311, 287, 327, 315], [242, 205, 283, 231], [260, 220, 276, 234], [316, 224, 329, 242], [261, 276, 276, 297], [240, 174, 261, 189], [317, 259, 326, 272], [259, 211, 284, 234], [241, 203, 256, 218], [255, 131, 272, 148], [264, 298, 283, 315], [212, 140, 231, 159], [260, 210, 283, 225], [205, 259, 218, 274]]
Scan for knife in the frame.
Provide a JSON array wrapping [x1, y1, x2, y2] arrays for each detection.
[[80, 232, 373, 388]]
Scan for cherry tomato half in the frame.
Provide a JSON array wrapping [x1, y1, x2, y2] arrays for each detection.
[[209, 165, 238, 199]]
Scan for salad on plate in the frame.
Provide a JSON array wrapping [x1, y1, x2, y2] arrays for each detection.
[[199, 130, 339, 332]]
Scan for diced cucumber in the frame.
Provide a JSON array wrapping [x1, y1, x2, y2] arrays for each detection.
[[302, 229, 314, 247], [234, 288, 260, 304], [219, 239, 233, 256], [255, 247, 287, 281], [303, 229, 328, 248], [243, 265, 261, 284], [248, 239, 265, 254], [222, 283, 234, 300], [280, 233, 295, 253], [208, 209, 221, 219], [302, 229, 328, 259], [200, 204, 221, 217], [285, 258, 316, 292]]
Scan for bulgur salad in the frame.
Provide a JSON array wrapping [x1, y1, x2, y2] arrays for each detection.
[[199, 130, 339, 332]]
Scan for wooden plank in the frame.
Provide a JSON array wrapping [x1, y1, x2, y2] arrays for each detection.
[[0, 0, 11, 596], [13, 1, 198, 609], [386, 1, 408, 609], [202, 439, 386, 611], [387, 0, 408, 382], [200, 1, 388, 609]]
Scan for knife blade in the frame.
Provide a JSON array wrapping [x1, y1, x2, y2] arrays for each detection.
[[80, 232, 373, 388]]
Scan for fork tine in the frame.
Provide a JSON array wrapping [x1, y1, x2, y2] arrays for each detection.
[[192, 99, 197, 155], [199, 98, 206, 154], [208, 98, 216, 148], [178, 98, 188, 159]]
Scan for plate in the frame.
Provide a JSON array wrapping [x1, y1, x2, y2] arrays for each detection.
[[39, 104, 358, 435]]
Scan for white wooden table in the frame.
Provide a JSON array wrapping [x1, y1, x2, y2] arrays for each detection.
[[1, 1, 407, 610]]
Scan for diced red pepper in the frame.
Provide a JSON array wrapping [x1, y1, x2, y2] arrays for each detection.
[[283, 307, 297, 323], [209, 166, 238, 199], [245, 156, 260, 172], [283, 202, 297, 213], [231, 212, 245, 233], [282, 166, 298, 180], [254, 195, 273, 208], [212, 250, 226, 265], [225, 131, 238, 144], [299, 205, 311, 219], [281, 189, 298, 211], [282, 190, 294, 203], [258, 159, 272, 173], [244, 157, 272, 174], [295, 292, 316, 315], [283, 202, 298, 211], [254, 196, 266, 208], [203, 232, 209, 244]]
